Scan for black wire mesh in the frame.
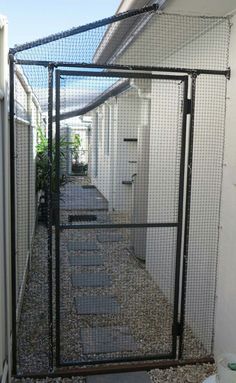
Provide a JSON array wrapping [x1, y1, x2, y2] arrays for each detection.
[[56, 74, 185, 365], [181, 74, 228, 358], [14, 65, 51, 374], [14, 12, 230, 72], [11, 8, 230, 376]]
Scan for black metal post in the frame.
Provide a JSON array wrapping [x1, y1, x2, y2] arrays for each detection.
[[9, 54, 17, 376], [178, 73, 197, 358], [60, 222, 178, 230], [55, 70, 61, 367], [172, 76, 189, 358], [14, 59, 231, 79], [47, 64, 54, 370]]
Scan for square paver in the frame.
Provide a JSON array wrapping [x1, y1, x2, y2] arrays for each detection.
[[97, 234, 123, 243], [60, 184, 108, 210], [71, 272, 112, 288], [68, 241, 99, 252], [74, 296, 120, 315], [81, 326, 138, 354], [87, 372, 151, 383], [68, 255, 103, 267]]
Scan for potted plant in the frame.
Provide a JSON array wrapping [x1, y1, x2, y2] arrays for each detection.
[[36, 127, 70, 225]]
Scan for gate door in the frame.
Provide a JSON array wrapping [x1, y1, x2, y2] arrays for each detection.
[[54, 70, 188, 367]]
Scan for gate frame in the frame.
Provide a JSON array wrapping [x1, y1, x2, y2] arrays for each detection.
[[54, 69, 189, 368], [8, 3, 231, 377]]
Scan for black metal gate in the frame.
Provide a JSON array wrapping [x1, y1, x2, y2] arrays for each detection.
[[9, 4, 230, 378], [54, 69, 189, 367]]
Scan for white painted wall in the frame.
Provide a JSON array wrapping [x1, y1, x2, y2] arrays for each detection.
[[113, 89, 139, 214], [114, 14, 229, 354], [14, 68, 44, 319], [116, 14, 229, 72], [145, 79, 183, 301], [0, 14, 10, 379], [215, 14, 236, 358], [91, 103, 113, 204], [90, 89, 139, 216]]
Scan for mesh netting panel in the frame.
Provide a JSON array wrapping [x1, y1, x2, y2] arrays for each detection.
[[182, 74, 227, 358], [11, 7, 230, 375], [56, 73, 185, 364], [15, 12, 230, 72], [14, 64, 51, 374]]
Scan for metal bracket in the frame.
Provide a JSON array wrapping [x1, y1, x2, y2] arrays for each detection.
[[226, 68, 231, 80], [191, 71, 199, 80], [173, 322, 183, 337]]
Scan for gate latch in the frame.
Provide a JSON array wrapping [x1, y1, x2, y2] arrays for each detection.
[[187, 99, 192, 114]]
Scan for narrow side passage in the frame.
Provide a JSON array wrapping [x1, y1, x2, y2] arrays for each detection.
[[59, 177, 205, 364], [17, 177, 205, 373]]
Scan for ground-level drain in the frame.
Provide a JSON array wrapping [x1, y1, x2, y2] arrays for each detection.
[[68, 214, 97, 222]]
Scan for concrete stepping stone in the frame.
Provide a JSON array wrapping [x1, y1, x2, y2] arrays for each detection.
[[60, 184, 108, 210], [74, 296, 120, 315], [71, 272, 112, 288], [81, 326, 138, 354], [68, 241, 98, 252], [87, 372, 151, 383], [69, 255, 103, 267], [97, 233, 123, 243]]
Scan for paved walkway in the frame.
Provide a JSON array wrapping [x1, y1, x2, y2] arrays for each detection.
[[60, 184, 108, 210]]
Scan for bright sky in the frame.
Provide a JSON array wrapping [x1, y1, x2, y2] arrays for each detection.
[[0, 0, 121, 48]]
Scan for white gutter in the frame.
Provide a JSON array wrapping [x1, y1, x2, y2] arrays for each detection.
[[116, 0, 149, 14], [117, 0, 166, 13]]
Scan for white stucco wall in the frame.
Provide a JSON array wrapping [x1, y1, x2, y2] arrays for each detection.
[[0, 14, 10, 378], [91, 88, 139, 215], [91, 10, 231, 356], [114, 14, 229, 354], [215, 13, 236, 358], [145, 79, 183, 300], [91, 103, 113, 204], [116, 14, 229, 72], [14, 69, 43, 319], [113, 90, 139, 213]]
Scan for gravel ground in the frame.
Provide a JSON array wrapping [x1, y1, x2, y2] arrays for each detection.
[[149, 363, 216, 382], [16, 177, 205, 374], [13, 363, 216, 383]]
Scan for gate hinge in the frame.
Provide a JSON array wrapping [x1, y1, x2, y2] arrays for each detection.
[[173, 321, 183, 337], [187, 99, 192, 114]]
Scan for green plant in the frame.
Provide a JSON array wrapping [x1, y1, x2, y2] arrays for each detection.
[[36, 127, 71, 194], [71, 133, 81, 164]]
